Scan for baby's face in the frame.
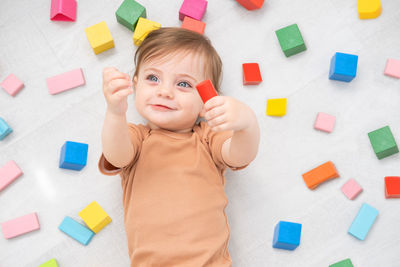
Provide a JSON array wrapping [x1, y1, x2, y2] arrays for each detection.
[[133, 51, 206, 132]]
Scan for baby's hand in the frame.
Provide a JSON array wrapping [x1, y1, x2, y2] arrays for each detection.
[[102, 67, 134, 116]]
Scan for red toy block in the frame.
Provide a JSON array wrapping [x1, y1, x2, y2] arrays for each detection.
[[236, 0, 264, 10], [196, 80, 218, 103], [181, 16, 206, 34], [243, 63, 262, 85], [50, 0, 77, 21], [385, 176, 400, 198]]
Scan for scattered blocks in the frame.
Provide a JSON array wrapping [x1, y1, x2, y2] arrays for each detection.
[[242, 63, 262, 85], [384, 58, 400, 79], [348, 203, 378, 240], [0, 117, 13, 140], [236, 0, 264, 10], [329, 258, 354, 267], [275, 24, 306, 57], [196, 80, 218, 103], [368, 126, 398, 159], [116, 0, 146, 31], [133, 17, 161, 46], [357, 0, 382, 19], [272, 221, 302, 250], [39, 259, 59, 267], [0, 160, 23, 192], [1, 74, 24, 96], [58, 216, 94, 245], [85, 21, 114, 55], [79, 201, 112, 233], [302, 161, 339, 190], [329, 52, 358, 82], [46, 68, 85, 95], [341, 178, 363, 200], [59, 141, 89, 171], [50, 0, 77, 21], [179, 0, 208, 21], [1, 212, 40, 239], [266, 98, 287, 117], [314, 112, 336, 133], [385, 176, 400, 198], [181, 16, 206, 34]]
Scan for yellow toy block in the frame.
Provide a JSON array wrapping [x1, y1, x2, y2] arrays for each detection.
[[78, 201, 112, 234], [133, 17, 161, 46], [85, 21, 114, 55], [266, 98, 287, 117], [357, 0, 382, 19]]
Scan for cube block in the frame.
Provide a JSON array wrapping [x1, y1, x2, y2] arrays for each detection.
[[179, 0, 207, 21], [58, 216, 94, 245], [39, 259, 59, 267], [314, 112, 336, 133], [357, 0, 382, 19], [266, 98, 287, 117], [50, 0, 77, 21], [0, 160, 23, 192], [348, 203, 378, 240], [0, 117, 13, 140], [385, 176, 400, 198], [236, 0, 264, 10], [1, 74, 24, 96], [1, 212, 40, 239], [59, 141, 88, 171], [47, 68, 85, 95], [329, 258, 354, 267], [341, 178, 363, 200], [368, 126, 398, 159], [133, 17, 161, 46], [85, 21, 114, 54], [302, 161, 339, 190], [79, 201, 112, 233], [181, 16, 206, 34], [384, 58, 400, 79], [196, 80, 218, 103], [275, 24, 306, 57], [116, 0, 146, 31], [272, 221, 302, 250], [329, 52, 358, 82], [242, 63, 262, 85]]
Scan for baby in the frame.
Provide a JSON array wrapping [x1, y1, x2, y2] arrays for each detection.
[[99, 27, 260, 266]]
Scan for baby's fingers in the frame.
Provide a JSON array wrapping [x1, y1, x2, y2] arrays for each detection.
[[109, 79, 132, 94], [113, 88, 134, 99]]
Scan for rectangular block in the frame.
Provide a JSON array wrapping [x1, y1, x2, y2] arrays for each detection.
[[79, 201, 112, 233], [385, 176, 400, 198], [348, 203, 378, 240], [368, 125, 399, 159], [196, 80, 218, 103], [85, 21, 115, 54], [0, 117, 13, 140], [242, 63, 262, 85], [0, 160, 23, 191], [47, 68, 85, 95], [384, 58, 400, 79], [358, 0, 382, 19], [39, 258, 59, 267], [302, 161, 339, 189], [1, 212, 40, 239], [341, 178, 363, 200], [116, 0, 146, 31], [58, 216, 94, 245], [329, 258, 354, 267], [1, 74, 24, 96], [314, 112, 336, 133], [236, 0, 264, 10], [275, 24, 306, 57], [181, 16, 206, 34]]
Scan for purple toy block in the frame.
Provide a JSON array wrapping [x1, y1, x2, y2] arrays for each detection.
[[50, 0, 77, 21], [179, 0, 207, 21]]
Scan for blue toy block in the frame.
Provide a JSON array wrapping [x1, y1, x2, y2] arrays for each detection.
[[58, 216, 94, 245], [348, 203, 378, 240], [329, 52, 358, 82], [272, 221, 302, 250], [59, 141, 88, 171], [0, 117, 13, 140]]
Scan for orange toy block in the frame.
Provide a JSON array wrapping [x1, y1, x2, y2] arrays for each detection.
[[385, 176, 400, 198], [242, 63, 262, 85], [181, 16, 206, 34], [236, 0, 264, 10], [302, 161, 339, 190]]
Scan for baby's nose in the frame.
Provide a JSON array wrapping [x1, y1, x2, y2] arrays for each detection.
[[157, 86, 173, 98]]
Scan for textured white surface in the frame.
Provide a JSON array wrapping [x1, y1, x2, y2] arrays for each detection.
[[1, 0, 399, 266]]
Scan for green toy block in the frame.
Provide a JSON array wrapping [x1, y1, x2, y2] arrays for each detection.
[[275, 24, 307, 57], [368, 126, 399, 159], [39, 258, 59, 267], [329, 258, 354, 267], [116, 0, 146, 31]]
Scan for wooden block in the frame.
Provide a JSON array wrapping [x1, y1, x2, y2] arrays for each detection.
[[1, 74, 24, 96], [368, 126, 398, 159], [385, 176, 400, 198], [196, 80, 218, 103], [0, 160, 23, 192], [357, 0, 382, 19], [50, 0, 77, 21], [272, 221, 302, 250], [181, 16, 206, 34], [302, 161, 339, 190], [58, 216, 94, 245], [39, 259, 59, 267], [236, 0, 264, 10], [329, 258, 354, 267], [275, 24, 306, 57], [341, 178, 363, 200], [59, 141, 88, 171], [348, 203, 378, 240], [266, 98, 286, 117], [0, 117, 13, 140], [79, 201, 112, 233], [242, 63, 262, 85], [1, 212, 40, 239], [314, 112, 336, 133], [329, 52, 358, 82], [46, 68, 85, 95], [179, 0, 207, 21], [116, 0, 146, 31], [384, 58, 400, 78], [133, 17, 161, 46], [85, 21, 114, 54]]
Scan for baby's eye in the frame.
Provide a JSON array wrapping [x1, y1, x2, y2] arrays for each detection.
[[146, 74, 159, 82], [177, 81, 192, 88]]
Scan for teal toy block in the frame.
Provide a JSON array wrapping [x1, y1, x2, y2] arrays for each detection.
[[275, 24, 307, 57], [116, 0, 146, 31], [329, 258, 354, 267], [58, 216, 94, 245], [348, 203, 378, 240], [329, 52, 358, 82], [0, 117, 13, 140], [39, 258, 59, 267], [272, 221, 302, 250], [368, 126, 398, 159], [59, 141, 88, 171]]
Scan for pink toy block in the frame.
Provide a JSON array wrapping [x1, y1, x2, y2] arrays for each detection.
[[179, 0, 208, 21], [1, 212, 40, 239], [314, 112, 336, 133], [384, 58, 400, 79], [50, 0, 77, 21], [0, 160, 23, 192], [1, 74, 24, 96], [47, 68, 85, 95], [341, 178, 363, 200]]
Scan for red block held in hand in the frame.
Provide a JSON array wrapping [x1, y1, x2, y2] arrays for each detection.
[[196, 80, 218, 103]]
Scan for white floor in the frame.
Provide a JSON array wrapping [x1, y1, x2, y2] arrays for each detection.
[[1, 0, 399, 266]]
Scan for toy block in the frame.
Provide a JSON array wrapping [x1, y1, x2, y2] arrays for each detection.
[[341, 178, 363, 200], [357, 0, 382, 19], [0, 160, 23, 192], [196, 80, 218, 103], [39, 259, 59, 267], [133, 17, 161, 46], [1, 212, 40, 239], [348, 203, 378, 240], [0, 117, 13, 140], [59, 141, 88, 171], [58, 216, 94, 245], [1, 74, 24, 96], [116, 0, 146, 31], [181, 16, 206, 34], [85, 21, 114, 55], [385, 176, 400, 198], [46, 68, 85, 95], [79, 201, 112, 233], [368, 126, 398, 159], [302, 161, 339, 190], [275, 24, 306, 57], [329, 52, 358, 82], [272, 221, 302, 250], [266, 98, 287, 117], [384, 58, 400, 79], [50, 0, 77, 21], [329, 258, 354, 267], [314, 112, 336, 133], [236, 0, 264, 10], [179, 0, 208, 21], [242, 63, 262, 85]]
